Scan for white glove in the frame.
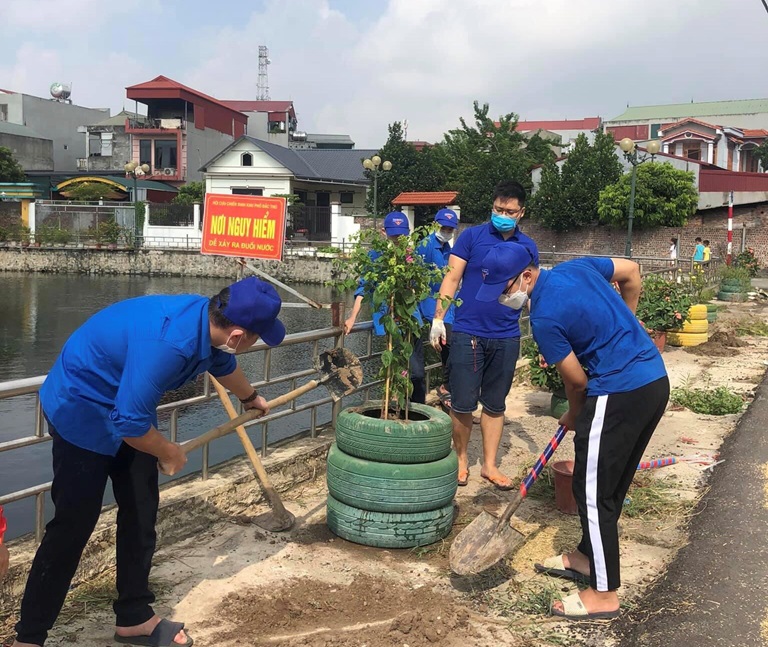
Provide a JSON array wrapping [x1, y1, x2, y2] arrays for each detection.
[[429, 318, 447, 350]]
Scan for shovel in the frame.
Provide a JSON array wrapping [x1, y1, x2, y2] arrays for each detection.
[[182, 347, 362, 454], [449, 425, 568, 576]]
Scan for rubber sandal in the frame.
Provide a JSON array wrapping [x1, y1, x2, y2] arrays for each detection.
[[534, 555, 590, 585], [436, 386, 452, 409], [114, 620, 194, 647], [481, 474, 515, 491], [457, 469, 470, 486], [551, 592, 620, 621]]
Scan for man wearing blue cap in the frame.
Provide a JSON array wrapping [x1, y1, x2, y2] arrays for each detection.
[[416, 208, 459, 407], [12, 277, 285, 647], [476, 244, 669, 621], [344, 211, 426, 403], [430, 180, 538, 489]]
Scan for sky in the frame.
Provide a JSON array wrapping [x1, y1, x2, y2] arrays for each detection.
[[2, 0, 768, 148]]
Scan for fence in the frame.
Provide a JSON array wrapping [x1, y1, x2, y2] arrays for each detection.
[[33, 200, 136, 247], [148, 203, 195, 227]]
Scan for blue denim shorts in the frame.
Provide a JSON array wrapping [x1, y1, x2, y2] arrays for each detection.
[[447, 332, 520, 414]]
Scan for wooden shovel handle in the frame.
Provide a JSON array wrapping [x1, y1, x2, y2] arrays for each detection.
[[182, 378, 320, 453]]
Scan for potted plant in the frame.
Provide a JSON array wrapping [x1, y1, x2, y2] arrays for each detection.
[[53, 228, 72, 247], [100, 219, 121, 249], [718, 264, 752, 302], [636, 273, 693, 351]]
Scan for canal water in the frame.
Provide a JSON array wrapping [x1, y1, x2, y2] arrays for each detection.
[[0, 272, 371, 539]]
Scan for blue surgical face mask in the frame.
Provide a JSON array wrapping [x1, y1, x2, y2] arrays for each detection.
[[491, 213, 517, 232]]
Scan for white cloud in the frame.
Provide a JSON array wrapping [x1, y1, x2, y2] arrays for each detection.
[[2, 0, 130, 31]]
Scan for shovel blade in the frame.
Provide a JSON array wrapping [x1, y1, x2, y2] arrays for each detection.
[[449, 509, 526, 575], [315, 348, 363, 401]]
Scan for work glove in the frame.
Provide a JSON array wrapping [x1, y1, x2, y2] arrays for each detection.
[[429, 318, 447, 351]]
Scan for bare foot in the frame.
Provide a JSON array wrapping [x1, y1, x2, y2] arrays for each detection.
[[115, 616, 189, 645], [552, 588, 619, 615], [12, 641, 42, 647]]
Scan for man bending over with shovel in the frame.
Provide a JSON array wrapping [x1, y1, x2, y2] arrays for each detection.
[[12, 277, 285, 647], [476, 244, 669, 620]]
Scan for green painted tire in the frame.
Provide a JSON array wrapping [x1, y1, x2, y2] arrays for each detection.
[[705, 303, 719, 312], [718, 291, 746, 302], [327, 444, 458, 513], [326, 495, 454, 548], [720, 278, 745, 288], [707, 313, 717, 323], [335, 403, 452, 464], [718, 284, 746, 294]]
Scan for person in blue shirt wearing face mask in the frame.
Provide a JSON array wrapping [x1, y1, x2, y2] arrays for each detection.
[[344, 211, 427, 403], [12, 277, 285, 647], [477, 243, 669, 621], [416, 208, 459, 408], [430, 180, 538, 490]]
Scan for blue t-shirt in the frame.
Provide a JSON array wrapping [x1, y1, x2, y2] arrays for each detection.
[[530, 257, 667, 396], [40, 295, 237, 456], [451, 223, 539, 338], [693, 244, 705, 261], [416, 232, 455, 324]]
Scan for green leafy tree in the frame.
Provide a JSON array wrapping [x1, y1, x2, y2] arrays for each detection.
[[172, 181, 205, 205], [0, 147, 25, 182], [753, 140, 768, 172], [67, 182, 108, 201], [524, 132, 556, 169], [438, 102, 530, 223], [527, 157, 563, 229], [597, 163, 698, 229]]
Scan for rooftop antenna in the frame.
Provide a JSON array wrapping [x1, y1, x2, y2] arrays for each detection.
[[403, 119, 408, 139], [257, 46, 271, 101]]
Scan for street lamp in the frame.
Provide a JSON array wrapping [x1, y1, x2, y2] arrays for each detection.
[[619, 138, 660, 258], [124, 161, 150, 248], [362, 154, 392, 230]]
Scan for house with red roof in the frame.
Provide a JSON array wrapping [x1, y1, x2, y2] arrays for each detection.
[[515, 117, 602, 151]]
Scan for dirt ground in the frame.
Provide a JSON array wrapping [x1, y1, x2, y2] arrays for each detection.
[[31, 300, 768, 647]]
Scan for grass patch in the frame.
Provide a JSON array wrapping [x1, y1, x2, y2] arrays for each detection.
[[481, 578, 562, 617], [735, 316, 768, 337], [671, 385, 744, 415], [513, 460, 556, 502], [623, 473, 687, 519]]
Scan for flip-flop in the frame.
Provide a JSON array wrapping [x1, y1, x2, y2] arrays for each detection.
[[534, 555, 590, 585], [481, 474, 515, 491], [457, 468, 470, 486], [551, 592, 620, 621], [114, 620, 194, 647], [436, 386, 452, 409]]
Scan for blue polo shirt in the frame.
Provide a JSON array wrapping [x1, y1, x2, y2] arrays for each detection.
[[451, 223, 539, 338], [39, 295, 237, 456], [693, 244, 705, 261], [416, 232, 455, 324], [530, 258, 667, 396]]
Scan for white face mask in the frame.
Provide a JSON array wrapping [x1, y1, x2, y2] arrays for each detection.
[[435, 230, 453, 244], [498, 278, 528, 310], [215, 332, 242, 354]]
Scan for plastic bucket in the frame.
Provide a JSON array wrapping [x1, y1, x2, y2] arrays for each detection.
[[551, 460, 579, 515]]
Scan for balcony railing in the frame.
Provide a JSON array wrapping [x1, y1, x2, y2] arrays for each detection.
[[125, 117, 187, 131]]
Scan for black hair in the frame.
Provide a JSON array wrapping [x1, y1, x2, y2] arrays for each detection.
[[492, 180, 527, 206], [703, 240, 710, 245], [695, 237, 702, 242], [671, 237, 677, 243], [208, 287, 237, 330]]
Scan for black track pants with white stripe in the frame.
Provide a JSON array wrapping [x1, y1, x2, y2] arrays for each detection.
[[572, 376, 670, 592]]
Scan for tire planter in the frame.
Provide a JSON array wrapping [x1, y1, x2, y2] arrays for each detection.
[[707, 313, 717, 323], [688, 304, 708, 320], [326, 495, 454, 548], [549, 392, 569, 419], [335, 402, 452, 464], [718, 291, 746, 303], [680, 319, 709, 334], [667, 331, 708, 347], [326, 443, 458, 513], [718, 284, 745, 294], [720, 278, 746, 289]]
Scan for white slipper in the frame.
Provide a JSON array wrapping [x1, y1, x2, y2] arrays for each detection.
[[534, 555, 590, 585], [551, 592, 620, 620]]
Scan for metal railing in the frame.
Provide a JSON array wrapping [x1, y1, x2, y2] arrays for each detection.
[[0, 323, 384, 544]]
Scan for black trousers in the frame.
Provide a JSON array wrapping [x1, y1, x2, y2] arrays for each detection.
[[572, 376, 670, 592], [16, 426, 159, 646], [409, 337, 426, 404]]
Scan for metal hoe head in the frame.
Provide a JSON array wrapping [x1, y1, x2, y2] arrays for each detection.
[[315, 348, 363, 400]]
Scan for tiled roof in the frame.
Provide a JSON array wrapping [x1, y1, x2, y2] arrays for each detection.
[[743, 129, 768, 138], [608, 98, 768, 123], [391, 191, 459, 206], [660, 118, 721, 132], [516, 117, 601, 131]]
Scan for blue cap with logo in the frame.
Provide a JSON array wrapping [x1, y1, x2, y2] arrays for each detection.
[[476, 243, 535, 302], [383, 211, 410, 236], [434, 208, 458, 228], [221, 277, 286, 346]]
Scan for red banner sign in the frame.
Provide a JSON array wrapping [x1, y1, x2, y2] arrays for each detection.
[[201, 194, 286, 260]]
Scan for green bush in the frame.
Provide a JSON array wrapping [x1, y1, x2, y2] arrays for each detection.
[[734, 248, 759, 278], [671, 386, 743, 415], [521, 339, 564, 392], [719, 265, 752, 291], [636, 273, 692, 332]]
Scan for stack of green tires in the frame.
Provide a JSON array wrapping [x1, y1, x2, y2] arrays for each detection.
[[326, 402, 457, 549], [718, 278, 748, 303], [706, 303, 718, 323]]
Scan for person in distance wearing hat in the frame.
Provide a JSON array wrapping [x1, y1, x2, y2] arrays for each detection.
[[416, 208, 459, 408], [12, 277, 285, 647], [344, 211, 427, 403], [476, 244, 669, 621]]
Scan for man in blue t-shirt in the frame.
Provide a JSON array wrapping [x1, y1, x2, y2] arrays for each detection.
[[416, 208, 458, 407], [430, 180, 538, 490], [13, 278, 285, 647], [477, 244, 669, 621]]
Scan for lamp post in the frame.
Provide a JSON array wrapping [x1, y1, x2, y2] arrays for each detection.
[[124, 161, 150, 248], [362, 154, 392, 230], [618, 138, 660, 258]]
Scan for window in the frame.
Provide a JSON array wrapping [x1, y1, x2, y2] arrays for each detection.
[[241, 153, 253, 166], [340, 192, 354, 204], [0, 104, 7, 122], [139, 140, 152, 166], [100, 132, 113, 157], [154, 140, 177, 170], [650, 123, 662, 139], [232, 188, 263, 196]]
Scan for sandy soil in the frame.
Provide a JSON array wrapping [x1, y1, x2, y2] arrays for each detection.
[[27, 301, 768, 647]]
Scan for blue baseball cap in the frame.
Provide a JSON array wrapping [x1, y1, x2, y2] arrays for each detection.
[[383, 211, 410, 236], [476, 243, 535, 302], [435, 208, 458, 228], [221, 277, 286, 346]]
